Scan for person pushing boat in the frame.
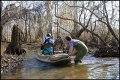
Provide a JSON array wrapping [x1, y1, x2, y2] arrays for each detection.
[[64, 36, 88, 64]]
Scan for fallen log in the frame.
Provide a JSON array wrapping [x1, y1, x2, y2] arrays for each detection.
[[93, 46, 119, 57]]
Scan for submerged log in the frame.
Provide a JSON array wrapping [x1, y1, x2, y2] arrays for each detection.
[[4, 24, 26, 55]]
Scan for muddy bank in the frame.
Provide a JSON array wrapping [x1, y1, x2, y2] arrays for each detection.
[[93, 46, 119, 57], [1, 42, 41, 73]]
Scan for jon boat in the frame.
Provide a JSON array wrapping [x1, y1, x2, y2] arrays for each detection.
[[36, 51, 71, 66]]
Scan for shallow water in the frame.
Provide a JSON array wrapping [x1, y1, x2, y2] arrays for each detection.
[[1, 51, 119, 79]]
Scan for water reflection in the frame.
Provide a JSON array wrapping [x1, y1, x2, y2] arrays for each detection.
[[87, 56, 119, 79], [1, 53, 119, 79], [62, 65, 89, 79]]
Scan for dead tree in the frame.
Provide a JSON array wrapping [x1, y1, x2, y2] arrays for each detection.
[[5, 24, 26, 55]]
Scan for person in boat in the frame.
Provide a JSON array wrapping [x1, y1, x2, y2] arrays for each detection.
[[44, 33, 51, 42], [42, 33, 54, 55], [64, 36, 88, 64], [54, 36, 64, 51], [41, 33, 52, 50]]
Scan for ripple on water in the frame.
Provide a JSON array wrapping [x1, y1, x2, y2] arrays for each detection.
[[1, 54, 119, 79]]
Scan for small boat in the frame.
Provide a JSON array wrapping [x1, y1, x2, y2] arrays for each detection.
[[36, 53, 71, 66]]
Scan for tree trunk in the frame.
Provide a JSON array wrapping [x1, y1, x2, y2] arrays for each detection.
[[0, 2, 3, 41], [35, 11, 43, 42], [103, 1, 119, 42], [71, 1, 79, 35], [28, 13, 31, 43], [24, 14, 28, 42], [5, 24, 26, 55], [46, 1, 52, 33]]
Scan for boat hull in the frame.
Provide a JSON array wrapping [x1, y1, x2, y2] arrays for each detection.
[[36, 54, 71, 66]]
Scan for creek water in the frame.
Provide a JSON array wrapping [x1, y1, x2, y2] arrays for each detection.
[[1, 48, 119, 79]]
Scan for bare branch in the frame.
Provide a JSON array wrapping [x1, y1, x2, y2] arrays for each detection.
[[55, 15, 107, 45]]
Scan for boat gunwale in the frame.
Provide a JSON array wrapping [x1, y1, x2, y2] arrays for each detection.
[[36, 53, 71, 64]]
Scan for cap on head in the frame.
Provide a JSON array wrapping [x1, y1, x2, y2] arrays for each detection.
[[47, 33, 51, 37], [65, 36, 71, 41]]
